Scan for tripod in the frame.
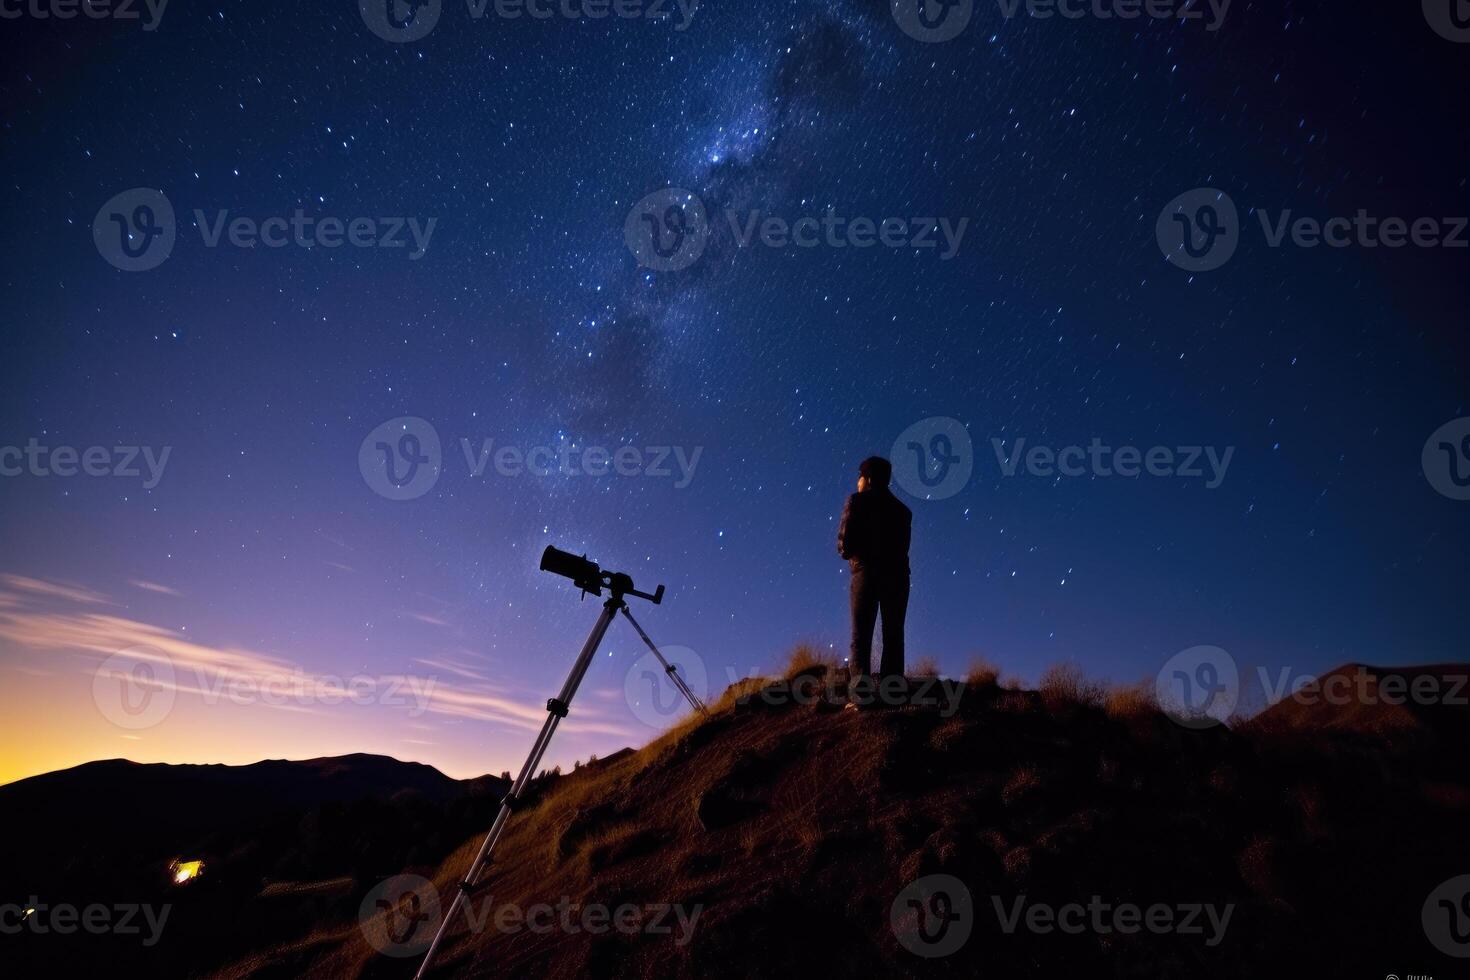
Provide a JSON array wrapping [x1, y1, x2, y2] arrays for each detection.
[[414, 565, 705, 979]]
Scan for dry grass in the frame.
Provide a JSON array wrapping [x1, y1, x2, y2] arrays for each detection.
[[911, 655, 940, 678], [1001, 766, 1043, 805], [965, 657, 1000, 688], [783, 643, 839, 679], [1038, 662, 1105, 709], [1103, 679, 1159, 720]]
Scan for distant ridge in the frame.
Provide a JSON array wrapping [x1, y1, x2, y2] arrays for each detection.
[[1249, 662, 1470, 743]]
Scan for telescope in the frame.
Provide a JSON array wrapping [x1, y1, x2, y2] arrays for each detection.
[[414, 544, 700, 978], [539, 545, 665, 604]]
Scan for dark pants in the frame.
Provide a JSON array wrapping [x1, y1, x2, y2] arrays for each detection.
[[849, 565, 909, 681]]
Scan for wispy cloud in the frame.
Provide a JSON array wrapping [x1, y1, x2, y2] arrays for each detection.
[[0, 576, 637, 738], [1, 574, 115, 606], [414, 655, 490, 682], [129, 579, 182, 597]]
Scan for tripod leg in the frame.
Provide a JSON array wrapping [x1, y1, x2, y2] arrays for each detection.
[[415, 597, 621, 979], [620, 606, 708, 718]]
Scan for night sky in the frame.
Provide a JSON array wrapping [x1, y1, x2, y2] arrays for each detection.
[[1, 0, 1466, 784]]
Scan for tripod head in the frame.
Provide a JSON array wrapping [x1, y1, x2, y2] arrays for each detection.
[[540, 546, 664, 604]]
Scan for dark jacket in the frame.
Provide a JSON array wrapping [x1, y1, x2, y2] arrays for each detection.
[[837, 488, 912, 573]]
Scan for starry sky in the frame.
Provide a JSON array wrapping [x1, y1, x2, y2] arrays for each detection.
[[0, 0, 1466, 785]]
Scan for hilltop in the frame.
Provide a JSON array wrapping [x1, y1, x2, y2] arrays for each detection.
[[221, 660, 1470, 979]]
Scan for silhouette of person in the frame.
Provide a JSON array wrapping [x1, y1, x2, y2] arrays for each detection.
[[837, 456, 912, 705]]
